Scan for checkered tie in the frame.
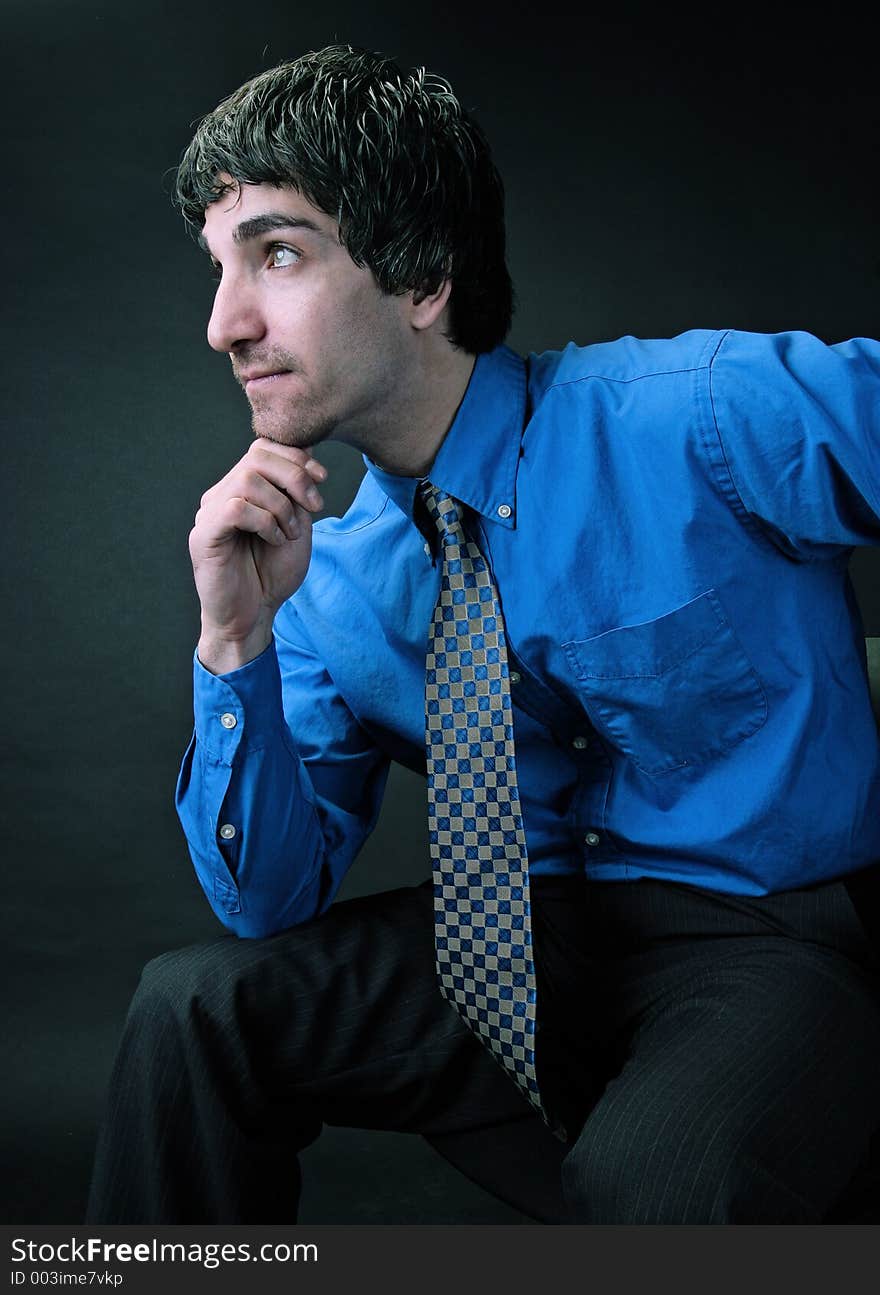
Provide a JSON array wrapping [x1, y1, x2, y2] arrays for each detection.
[[421, 481, 563, 1138]]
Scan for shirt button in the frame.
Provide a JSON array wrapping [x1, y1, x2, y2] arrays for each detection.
[[509, 671, 521, 684], [584, 832, 601, 847], [424, 542, 431, 556], [219, 823, 237, 841], [497, 503, 512, 519], [219, 712, 237, 730], [572, 735, 588, 750]]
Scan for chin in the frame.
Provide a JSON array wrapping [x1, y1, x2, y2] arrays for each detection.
[[251, 413, 333, 450]]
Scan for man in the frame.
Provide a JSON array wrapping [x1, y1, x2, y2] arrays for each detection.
[[86, 43, 880, 1224]]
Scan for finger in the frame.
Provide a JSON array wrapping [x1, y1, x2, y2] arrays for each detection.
[[304, 456, 328, 482], [247, 444, 327, 505], [237, 454, 325, 515], [215, 471, 305, 539], [200, 446, 327, 527], [199, 478, 297, 541], [213, 496, 294, 547], [247, 439, 328, 483]]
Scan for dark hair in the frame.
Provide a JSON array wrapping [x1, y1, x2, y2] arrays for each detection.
[[174, 44, 513, 354]]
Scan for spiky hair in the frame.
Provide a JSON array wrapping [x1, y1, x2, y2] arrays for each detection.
[[174, 44, 514, 353]]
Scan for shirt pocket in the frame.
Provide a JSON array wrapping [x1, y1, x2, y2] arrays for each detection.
[[561, 589, 767, 776]]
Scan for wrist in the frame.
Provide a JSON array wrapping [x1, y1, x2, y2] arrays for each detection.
[[197, 623, 274, 675]]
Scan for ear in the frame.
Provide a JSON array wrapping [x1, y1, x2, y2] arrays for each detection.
[[409, 275, 452, 332]]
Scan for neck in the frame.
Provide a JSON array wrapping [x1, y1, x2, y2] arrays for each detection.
[[356, 345, 477, 478]]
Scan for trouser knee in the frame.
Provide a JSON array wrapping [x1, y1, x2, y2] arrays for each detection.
[[560, 1132, 816, 1224], [117, 938, 277, 1088], [561, 1139, 705, 1224], [131, 940, 239, 1029]]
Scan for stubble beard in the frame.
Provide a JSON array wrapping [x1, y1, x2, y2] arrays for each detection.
[[246, 374, 337, 452], [249, 397, 336, 451], [234, 350, 337, 451]]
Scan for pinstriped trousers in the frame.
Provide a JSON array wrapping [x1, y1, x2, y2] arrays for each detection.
[[85, 869, 880, 1224]]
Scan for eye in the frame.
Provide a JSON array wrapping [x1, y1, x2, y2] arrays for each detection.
[[267, 244, 301, 269]]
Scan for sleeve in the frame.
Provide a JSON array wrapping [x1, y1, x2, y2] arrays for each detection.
[[707, 329, 880, 560], [174, 609, 391, 939]]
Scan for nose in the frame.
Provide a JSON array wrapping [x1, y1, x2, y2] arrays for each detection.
[[206, 272, 266, 353]]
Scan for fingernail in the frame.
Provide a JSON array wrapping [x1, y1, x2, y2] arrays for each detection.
[[307, 487, 323, 507]]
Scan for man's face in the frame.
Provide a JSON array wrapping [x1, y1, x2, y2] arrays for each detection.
[[202, 177, 413, 450]]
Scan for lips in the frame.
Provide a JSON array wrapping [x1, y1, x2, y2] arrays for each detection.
[[240, 371, 296, 399], [239, 368, 291, 384]]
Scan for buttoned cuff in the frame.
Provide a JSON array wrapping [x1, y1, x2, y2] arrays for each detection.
[[192, 639, 286, 765]]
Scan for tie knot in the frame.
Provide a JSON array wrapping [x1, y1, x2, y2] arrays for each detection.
[[419, 480, 464, 542]]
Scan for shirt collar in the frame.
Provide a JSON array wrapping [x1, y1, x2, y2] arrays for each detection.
[[363, 344, 527, 531]]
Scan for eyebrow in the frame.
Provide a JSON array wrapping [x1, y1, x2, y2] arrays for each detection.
[[198, 212, 325, 256]]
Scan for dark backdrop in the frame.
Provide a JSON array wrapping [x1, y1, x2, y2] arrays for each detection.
[[3, 0, 878, 1224]]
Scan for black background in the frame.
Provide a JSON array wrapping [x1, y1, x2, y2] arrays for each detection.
[[3, 0, 878, 1224]]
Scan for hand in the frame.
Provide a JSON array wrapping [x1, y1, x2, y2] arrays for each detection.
[[190, 439, 328, 673]]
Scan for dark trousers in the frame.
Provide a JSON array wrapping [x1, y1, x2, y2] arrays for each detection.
[[86, 871, 880, 1224]]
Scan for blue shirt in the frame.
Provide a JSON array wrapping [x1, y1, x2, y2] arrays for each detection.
[[176, 328, 880, 938]]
